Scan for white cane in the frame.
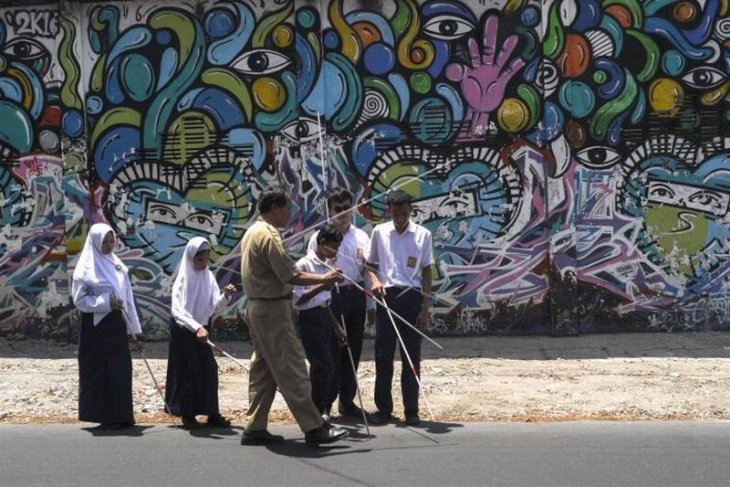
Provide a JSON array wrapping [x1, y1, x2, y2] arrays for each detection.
[[318, 263, 443, 350], [119, 306, 172, 416], [328, 289, 371, 438], [206, 339, 250, 373], [382, 299, 436, 421]]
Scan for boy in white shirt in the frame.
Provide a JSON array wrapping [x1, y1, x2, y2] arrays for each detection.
[[308, 189, 375, 419], [366, 190, 434, 426], [295, 223, 345, 420]]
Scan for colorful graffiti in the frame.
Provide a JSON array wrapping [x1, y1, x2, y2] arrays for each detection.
[[0, 0, 727, 340]]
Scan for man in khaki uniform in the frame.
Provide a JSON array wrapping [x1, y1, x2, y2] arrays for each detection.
[[240, 187, 349, 446]]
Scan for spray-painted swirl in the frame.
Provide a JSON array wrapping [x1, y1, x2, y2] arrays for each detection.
[[143, 10, 205, 156], [393, 0, 434, 70], [59, 16, 82, 110], [328, 0, 361, 63]]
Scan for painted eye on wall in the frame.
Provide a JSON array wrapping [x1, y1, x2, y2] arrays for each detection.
[[2, 38, 47, 60], [281, 118, 323, 143], [231, 49, 291, 75], [423, 15, 475, 40], [648, 183, 676, 200], [681, 67, 727, 89], [185, 213, 214, 231], [688, 190, 725, 212], [576, 146, 621, 169], [184, 211, 224, 235], [147, 203, 180, 225]]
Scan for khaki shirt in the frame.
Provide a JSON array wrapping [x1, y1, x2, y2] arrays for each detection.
[[240, 218, 299, 299]]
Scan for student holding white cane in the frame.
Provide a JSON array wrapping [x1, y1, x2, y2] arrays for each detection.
[[72, 223, 141, 430], [165, 237, 236, 429], [365, 190, 435, 427]]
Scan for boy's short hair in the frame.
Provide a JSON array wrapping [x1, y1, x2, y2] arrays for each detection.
[[316, 223, 344, 245], [385, 189, 413, 206], [327, 188, 353, 207], [257, 187, 289, 213]]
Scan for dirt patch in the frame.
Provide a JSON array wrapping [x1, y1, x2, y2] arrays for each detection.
[[2, 335, 730, 425]]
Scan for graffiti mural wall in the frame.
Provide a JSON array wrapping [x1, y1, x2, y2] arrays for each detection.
[[0, 0, 727, 340]]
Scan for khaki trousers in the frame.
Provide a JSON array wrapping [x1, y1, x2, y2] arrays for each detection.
[[244, 299, 323, 432]]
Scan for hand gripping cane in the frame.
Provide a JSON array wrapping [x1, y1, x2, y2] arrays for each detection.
[[320, 263, 443, 350], [327, 288, 371, 438]]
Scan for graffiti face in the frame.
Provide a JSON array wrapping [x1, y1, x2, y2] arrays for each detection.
[[363, 146, 522, 248], [107, 148, 255, 273], [647, 180, 729, 217], [616, 136, 730, 284]]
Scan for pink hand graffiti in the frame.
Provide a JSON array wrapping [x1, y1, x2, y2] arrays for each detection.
[[445, 16, 526, 135]]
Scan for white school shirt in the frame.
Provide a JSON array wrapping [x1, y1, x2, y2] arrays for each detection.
[[307, 224, 370, 283], [308, 224, 376, 310], [366, 220, 434, 289], [293, 251, 332, 311]]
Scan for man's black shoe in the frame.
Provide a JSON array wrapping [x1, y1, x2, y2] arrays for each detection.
[[338, 402, 365, 418], [240, 429, 284, 445], [368, 411, 396, 425], [305, 423, 349, 445], [404, 412, 421, 426]]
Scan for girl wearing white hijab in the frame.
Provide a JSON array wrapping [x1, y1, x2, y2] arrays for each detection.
[[165, 236, 236, 429], [72, 223, 141, 429]]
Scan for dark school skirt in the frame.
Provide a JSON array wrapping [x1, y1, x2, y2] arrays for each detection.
[[164, 319, 220, 417], [78, 310, 134, 424]]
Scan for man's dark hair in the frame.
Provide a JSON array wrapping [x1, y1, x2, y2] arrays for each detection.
[[257, 187, 289, 213], [385, 189, 413, 206], [316, 223, 343, 245], [327, 188, 353, 208]]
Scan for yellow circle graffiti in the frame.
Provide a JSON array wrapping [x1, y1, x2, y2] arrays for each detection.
[[497, 98, 530, 133], [252, 77, 286, 112], [649, 78, 684, 117], [273, 25, 293, 48]]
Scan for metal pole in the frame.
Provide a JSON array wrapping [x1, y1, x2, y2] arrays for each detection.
[[206, 339, 250, 373], [317, 261, 443, 350], [327, 295, 371, 438], [121, 308, 174, 419], [382, 299, 435, 421]]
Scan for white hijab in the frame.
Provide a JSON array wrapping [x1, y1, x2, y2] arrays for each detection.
[[73, 223, 141, 333], [171, 237, 220, 328]]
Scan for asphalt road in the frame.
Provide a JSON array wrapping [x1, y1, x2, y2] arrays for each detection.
[[2, 421, 729, 486]]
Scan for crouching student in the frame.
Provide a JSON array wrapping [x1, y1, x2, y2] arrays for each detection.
[[165, 237, 237, 429], [294, 224, 346, 422], [72, 223, 142, 430]]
